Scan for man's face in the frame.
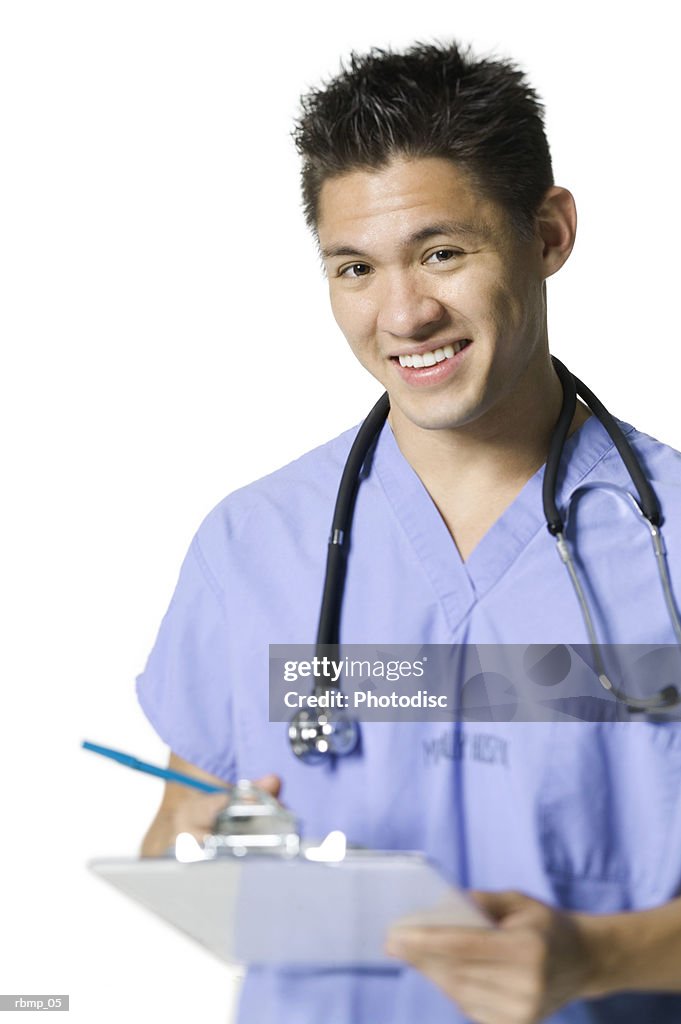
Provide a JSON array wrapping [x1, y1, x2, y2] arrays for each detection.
[[317, 156, 549, 435]]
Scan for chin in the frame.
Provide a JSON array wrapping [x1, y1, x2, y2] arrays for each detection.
[[393, 399, 476, 433], [412, 414, 470, 432]]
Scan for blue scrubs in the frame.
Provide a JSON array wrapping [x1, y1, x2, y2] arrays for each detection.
[[137, 412, 681, 1023]]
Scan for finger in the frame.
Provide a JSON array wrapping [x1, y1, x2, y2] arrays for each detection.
[[414, 966, 532, 1024], [443, 960, 545, 1002], [253, 773, 282, 799], [390, 935, 549, 1021], [386, 924, 510, 963]]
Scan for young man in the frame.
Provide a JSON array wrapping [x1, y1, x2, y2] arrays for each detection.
[[138, 42, 681, 1023]]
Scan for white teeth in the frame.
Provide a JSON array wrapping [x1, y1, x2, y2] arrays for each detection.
[[398, 341, 469, 368]]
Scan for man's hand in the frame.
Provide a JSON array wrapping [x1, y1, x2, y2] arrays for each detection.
[[385, 890, 595, 1024], [140, 752, 282, 857]]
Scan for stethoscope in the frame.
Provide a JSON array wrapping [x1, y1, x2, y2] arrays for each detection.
[[288, 356, 681, 763]]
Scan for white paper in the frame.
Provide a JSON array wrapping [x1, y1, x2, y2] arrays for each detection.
[[90, 852, 490, 966]]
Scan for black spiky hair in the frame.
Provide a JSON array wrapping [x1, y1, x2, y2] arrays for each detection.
[[293, 41, 554, 240]]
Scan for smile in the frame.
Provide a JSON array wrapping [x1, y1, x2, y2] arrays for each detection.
[[396, 340, 472, 368]]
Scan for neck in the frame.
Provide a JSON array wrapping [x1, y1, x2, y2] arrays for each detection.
[[386, 352, 591, 561], [388, 352, 590, 488]]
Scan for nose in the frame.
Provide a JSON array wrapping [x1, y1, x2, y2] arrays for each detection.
[[376, 271, 446, 337]]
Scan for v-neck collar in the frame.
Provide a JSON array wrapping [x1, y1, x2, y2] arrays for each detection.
[[372, 413, 634, 635]]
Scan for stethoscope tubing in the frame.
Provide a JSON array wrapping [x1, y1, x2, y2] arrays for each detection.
[[316, 392, 390, 661], [290, 358, 681, 763], [546, 357, 661, 531]]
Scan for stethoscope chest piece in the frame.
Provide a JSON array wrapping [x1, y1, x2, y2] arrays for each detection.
[[288, 707, 360, 764]]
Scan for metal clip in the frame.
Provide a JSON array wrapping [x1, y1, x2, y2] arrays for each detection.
[[202, 781, 300, 859]]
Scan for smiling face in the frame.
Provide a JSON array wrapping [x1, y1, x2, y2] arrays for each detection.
[[317, 156, 559, 439]]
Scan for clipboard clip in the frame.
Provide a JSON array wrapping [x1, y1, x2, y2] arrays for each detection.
[[202, 780, 301, 858], [174, 781, 348, 863]]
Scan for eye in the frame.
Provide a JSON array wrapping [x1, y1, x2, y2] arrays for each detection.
[[424, 248, 463, 265], [338, 262, 372, 279]]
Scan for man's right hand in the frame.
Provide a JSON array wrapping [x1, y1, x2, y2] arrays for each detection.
[[140, 752, 282, 857]]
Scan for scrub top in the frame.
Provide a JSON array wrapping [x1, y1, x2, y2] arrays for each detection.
[[136, 411, 681, 1023]]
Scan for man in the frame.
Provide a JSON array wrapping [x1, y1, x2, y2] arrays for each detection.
[[137, 42, 681, 1022]]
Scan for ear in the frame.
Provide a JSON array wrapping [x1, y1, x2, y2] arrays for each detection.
[[535, 186, 577, 279]]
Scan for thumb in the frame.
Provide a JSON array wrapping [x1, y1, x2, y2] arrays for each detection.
[[253, 773, 282, 800], [469, 889, 531, 923]]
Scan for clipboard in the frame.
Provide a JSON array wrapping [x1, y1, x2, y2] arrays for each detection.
[[89, 851, 490, 966]]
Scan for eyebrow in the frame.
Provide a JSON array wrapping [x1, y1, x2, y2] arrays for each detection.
[[319, 220, 491, 260]]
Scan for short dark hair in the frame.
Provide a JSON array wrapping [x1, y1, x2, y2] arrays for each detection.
[[293, 41, 554, 241]]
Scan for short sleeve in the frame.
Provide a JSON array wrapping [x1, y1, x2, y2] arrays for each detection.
[[135, 533, 236, 782]]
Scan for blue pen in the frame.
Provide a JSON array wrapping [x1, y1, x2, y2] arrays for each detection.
[[82, 740, 229, 793]]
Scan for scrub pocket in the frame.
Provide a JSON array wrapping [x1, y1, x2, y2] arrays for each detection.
[[539, 720, 681, 912]]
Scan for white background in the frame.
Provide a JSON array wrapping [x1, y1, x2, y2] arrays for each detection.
[[1, 2, 679, 1021]]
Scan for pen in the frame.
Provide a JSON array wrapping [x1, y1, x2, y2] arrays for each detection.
[[81, 740, 229, 793]]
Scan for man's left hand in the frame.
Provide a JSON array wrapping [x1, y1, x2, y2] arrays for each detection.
[[385, 890, 596, 1024]]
